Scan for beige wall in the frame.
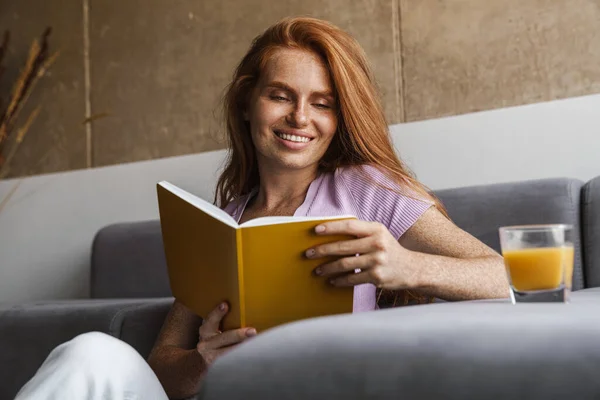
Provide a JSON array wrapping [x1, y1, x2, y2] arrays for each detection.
[[1, 0, 599, 179]]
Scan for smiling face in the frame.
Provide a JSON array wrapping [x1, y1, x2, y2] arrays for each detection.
[[245, 48, 338, 174]]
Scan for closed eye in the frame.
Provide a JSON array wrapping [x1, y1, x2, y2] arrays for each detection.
[[313, 103, 331, 110], [271, 95, 289, 102]]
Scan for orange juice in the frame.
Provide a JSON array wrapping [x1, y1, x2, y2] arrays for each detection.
[[502, 246, 574, 291]]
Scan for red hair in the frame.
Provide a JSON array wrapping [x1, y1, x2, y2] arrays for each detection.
[[216, 16, 447, 306]]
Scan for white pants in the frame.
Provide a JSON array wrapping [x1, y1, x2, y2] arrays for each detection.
[[15, 332, 169, 400]]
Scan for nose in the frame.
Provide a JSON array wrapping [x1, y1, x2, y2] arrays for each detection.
[[286, 101, 309, 128]]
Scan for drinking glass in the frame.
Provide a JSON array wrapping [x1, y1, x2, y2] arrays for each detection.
[[499, 224, 574, 304]]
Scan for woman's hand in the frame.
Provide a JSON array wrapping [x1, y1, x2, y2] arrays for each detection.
[[305, 219, 418, 290], [196, 302, 257, 367]]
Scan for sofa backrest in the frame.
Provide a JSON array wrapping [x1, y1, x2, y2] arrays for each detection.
[[91, 220, 172, 298], [91, 177, 587, 298], [435, 177, 585, 290], [582, 176, 600, 288]]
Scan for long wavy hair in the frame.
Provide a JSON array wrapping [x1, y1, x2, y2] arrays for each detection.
[[215, 16, 448, 306]]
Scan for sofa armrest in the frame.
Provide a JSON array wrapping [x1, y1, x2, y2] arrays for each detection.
[[0, 298, 173, 400], [200, 297, 600, 400], [113, 298, 174, 358]]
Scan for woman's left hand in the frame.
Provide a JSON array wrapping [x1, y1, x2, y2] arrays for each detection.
[[305, 219, 418, 290]]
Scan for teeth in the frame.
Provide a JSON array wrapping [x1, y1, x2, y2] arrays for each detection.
[[277, 132, 310, 143]]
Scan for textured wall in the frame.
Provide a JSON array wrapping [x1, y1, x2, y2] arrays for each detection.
[[0, 0, 88, 177], [401, 0, 600, 121], [1, 0, 599, 178], [88, 0, 399, 166]]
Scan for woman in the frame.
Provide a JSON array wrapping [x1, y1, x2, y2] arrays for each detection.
[[16, 16, 508, 400]]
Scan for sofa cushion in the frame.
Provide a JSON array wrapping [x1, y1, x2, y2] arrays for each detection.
[[91, 220, 172, 298], [92, 178, 586, 298], [582, 176, 600, 287], [434, 177, 585, 290], [200, 290, 600, 400]]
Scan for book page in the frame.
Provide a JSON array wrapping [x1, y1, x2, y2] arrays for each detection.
[[240, 214, 356, 228], [158, 181, 238, 228]]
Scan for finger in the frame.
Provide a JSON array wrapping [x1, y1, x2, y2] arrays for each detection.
[[329, 269, 383, 288], [199, 302, 228, 340], [306, 236, 373, 259], [315, 254, 375, 277], [314, 219, 381, 238], [202, 327, 257, 350]]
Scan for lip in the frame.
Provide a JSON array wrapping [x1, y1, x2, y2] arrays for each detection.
[[273, 129, 314, 150], [274, 128, 314, 140]]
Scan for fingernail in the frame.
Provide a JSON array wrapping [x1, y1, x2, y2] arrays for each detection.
[[246, 328, 257, 337], [219, 303, 226, 311], [315, 225, 325, 233], [314, 267, 322, 276], [305, 248, 315, 258]]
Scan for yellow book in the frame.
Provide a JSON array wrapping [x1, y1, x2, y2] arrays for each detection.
[[156, 181, 356, 332]]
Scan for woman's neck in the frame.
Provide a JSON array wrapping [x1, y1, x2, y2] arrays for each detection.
[[252, 165, 318, 212]]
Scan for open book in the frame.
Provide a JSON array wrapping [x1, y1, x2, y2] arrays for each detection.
[[156, 181, 356, 332]]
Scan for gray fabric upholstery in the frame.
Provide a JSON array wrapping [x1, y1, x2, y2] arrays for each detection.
[[0, 298, 169, 400], [90, 178, 587, 300], [91, 220, 172, 298], [582, 176, 600, 287], [434, 177, 585, 290], [200, 289, 600, 400], [117, 298, 174, 359], [6, 176, 598, 400]]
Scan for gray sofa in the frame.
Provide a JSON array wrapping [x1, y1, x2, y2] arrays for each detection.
[[2, 176, 600, 399]]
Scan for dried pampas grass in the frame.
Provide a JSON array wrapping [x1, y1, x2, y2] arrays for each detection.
[[0, 27, 59, 178]]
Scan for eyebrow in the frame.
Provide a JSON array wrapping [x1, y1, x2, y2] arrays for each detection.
[[266, 81, 335, 99]]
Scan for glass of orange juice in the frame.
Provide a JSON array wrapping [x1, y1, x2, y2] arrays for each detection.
[[499, 224, 574, 304]]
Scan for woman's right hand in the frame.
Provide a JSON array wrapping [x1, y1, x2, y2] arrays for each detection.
[[196, 302, 257, 367]]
